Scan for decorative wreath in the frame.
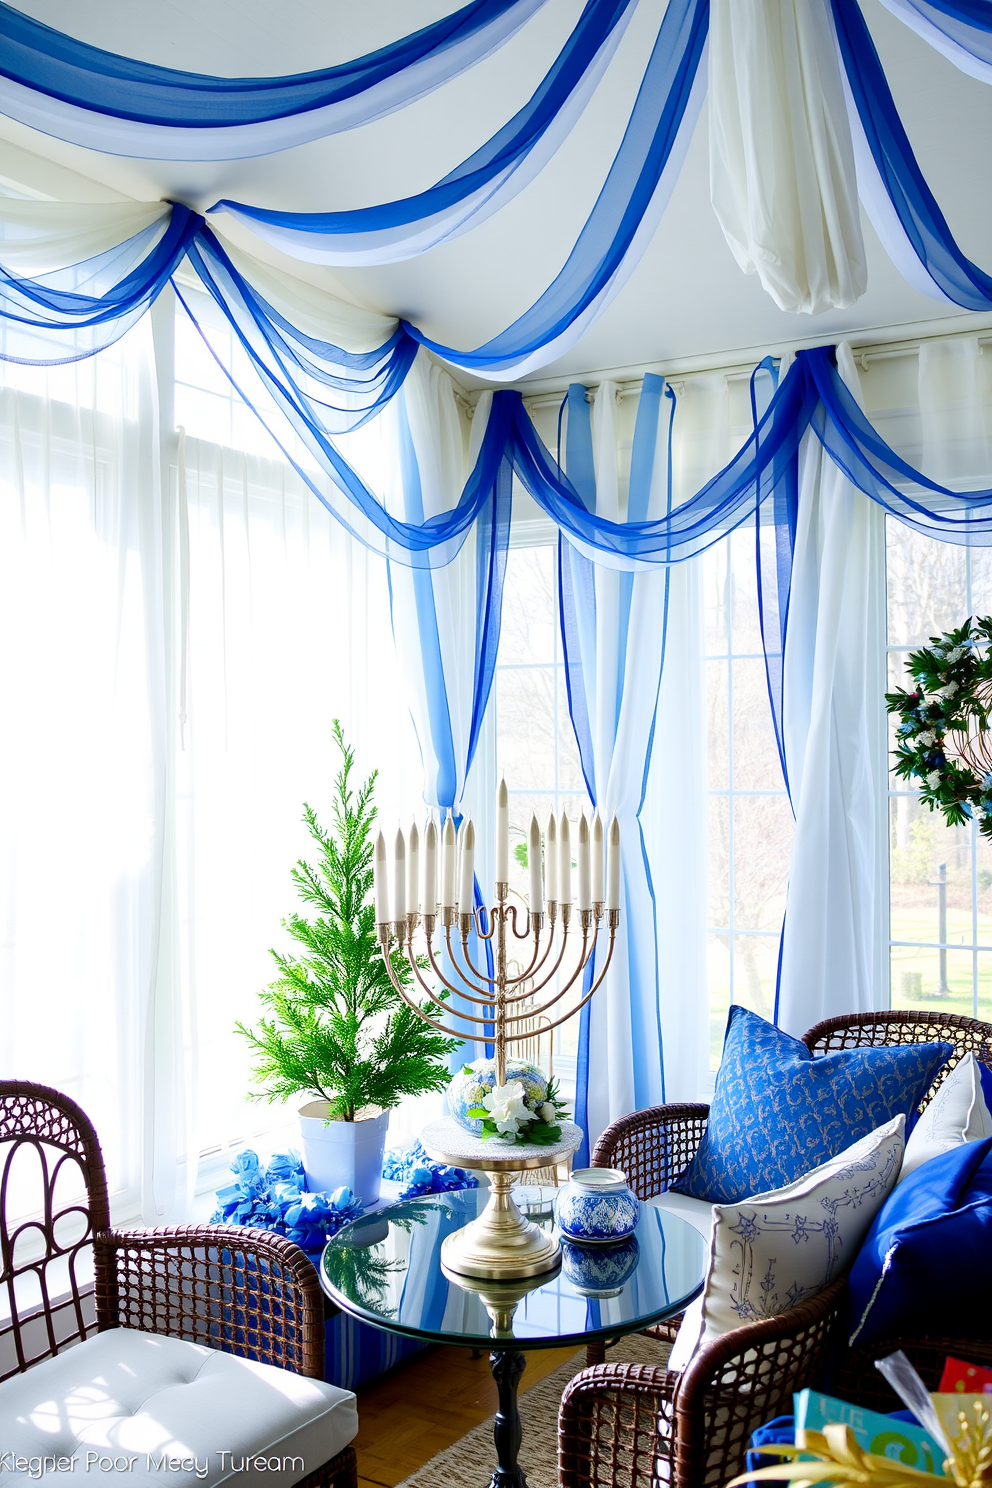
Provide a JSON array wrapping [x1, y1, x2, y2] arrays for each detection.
[[886, 617, 992, 839]]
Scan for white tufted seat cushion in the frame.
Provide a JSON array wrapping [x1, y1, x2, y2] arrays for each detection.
[[0, 1327, 358, 1487]]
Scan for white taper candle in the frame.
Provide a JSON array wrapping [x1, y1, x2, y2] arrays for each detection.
[[459, 818, 476, 915], [607, 814, 621, 911], [441, 816, 456, 909], [558, 811, 571, 907], [577, 813, 591, 911], [374, 831, 390, 925], [496, 777, 509, 886], [424, 818, 438, 913], [546, 810, 558, 902], [393, 827, 406, 923], [592, 812, 604, 904], [528, 814, 543, 915], [406, 820, 419, 916]]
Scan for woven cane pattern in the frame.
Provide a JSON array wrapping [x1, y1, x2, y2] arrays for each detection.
[[1, 1082, 350, 1484], [591, 1105, 710, 1200], [803, 1012, 992, 1109], [0, 1080, 110, 1380], [834, 1334, 992, 1415], [559, 1277, 845, 1488], [96, 1224, 327, 1378]]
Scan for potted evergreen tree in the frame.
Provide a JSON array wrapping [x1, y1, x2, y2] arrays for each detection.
[[238, 722, 458, 1206]]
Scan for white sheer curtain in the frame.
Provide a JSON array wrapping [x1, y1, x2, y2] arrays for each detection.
[[0, 326, 177, 1221], [777, 345, 888, 1034], [0, 327, 421, 1219], [177, 435, 421, 1183]]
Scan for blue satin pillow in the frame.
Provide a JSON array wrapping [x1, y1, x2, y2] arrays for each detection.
[[673, 1007, 952, 1204], [849, 1135, 992, 1347]]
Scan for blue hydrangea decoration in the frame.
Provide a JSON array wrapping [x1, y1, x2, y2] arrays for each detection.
[[381, 1141, 479, 1199], [211, 1148, 364, 1254]]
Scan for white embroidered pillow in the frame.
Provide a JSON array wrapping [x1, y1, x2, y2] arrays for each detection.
[[899, 1052, 992, 1182], [668, 1115, 905, 1374]]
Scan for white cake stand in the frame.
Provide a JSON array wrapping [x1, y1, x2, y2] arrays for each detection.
[[421, 1117, 583, 1280]]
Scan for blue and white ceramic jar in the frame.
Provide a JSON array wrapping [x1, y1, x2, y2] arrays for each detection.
[[446, 1058, 548, 1136], [560, 1234, 640, 1298], [555, 1168, 639, 1243]]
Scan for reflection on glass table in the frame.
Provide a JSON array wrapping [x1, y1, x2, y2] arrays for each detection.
[[320, 1186, 706, 1488]]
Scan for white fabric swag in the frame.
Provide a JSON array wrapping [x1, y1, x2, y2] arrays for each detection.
[[709, 0, 867, 315]]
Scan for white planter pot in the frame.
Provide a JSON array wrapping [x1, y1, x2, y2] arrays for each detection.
[[297, 1102, 389, 1207]]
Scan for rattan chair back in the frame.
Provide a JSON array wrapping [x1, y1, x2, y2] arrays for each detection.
[[802, 1010, 992, 1108], [0, 1080, 110, 1380]]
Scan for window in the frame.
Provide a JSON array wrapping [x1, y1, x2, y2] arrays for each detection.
[[886, 519, 992, 1020], [704, 526, 793, 1063]]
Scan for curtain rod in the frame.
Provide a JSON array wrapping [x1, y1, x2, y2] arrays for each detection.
[[516, 321, 992, 415]]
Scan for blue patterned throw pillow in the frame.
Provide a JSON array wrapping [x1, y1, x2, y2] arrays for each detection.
[[673, 1007, 952, 1204]]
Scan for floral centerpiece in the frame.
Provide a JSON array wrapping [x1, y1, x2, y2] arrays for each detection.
[[447, 1057, 570, 1145], [887, 617, 992, 838]]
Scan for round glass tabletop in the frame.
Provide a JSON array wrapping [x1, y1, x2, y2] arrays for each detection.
[[320, 1186, 706, 1349]]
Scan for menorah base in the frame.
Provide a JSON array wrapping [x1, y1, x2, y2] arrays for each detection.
[[441, 1171, 562, 1281], [422, 1118, 583, 1282]]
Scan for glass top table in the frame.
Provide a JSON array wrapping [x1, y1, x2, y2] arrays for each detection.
[[320, 1186, 706, 1488]]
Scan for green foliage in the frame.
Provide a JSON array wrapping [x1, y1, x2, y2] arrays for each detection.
[[886, 617, 992, 839], [238, 721, 459, 1121]]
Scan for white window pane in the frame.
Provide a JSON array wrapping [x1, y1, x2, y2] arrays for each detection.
[[886, 520, 967, 647]]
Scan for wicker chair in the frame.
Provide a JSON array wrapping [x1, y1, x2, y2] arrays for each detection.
[[0, 1080, 357, 1488], [563, 1009, 992, 1485], [802, 1009, 992, 1092], [558, 1276, 847, 1488]]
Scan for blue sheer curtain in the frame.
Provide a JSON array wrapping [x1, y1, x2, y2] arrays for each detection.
[[0, 0, 549, 159], [558, 375, 674, 1160], [385, 370, 510, 1066]]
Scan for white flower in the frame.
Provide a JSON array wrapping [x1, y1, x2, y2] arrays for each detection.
[[948, 647, 964, 662], [917, 730, 936, 747], [926, 771, 942, 788], [538, 1102, 557, 1124], [482, 1080, 534, 1136], [940, 681, 959, 698]]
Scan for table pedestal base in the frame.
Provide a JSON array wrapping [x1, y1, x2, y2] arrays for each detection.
[[490, 1349, 527, 1488]]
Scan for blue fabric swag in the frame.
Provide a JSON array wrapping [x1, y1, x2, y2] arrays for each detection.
[[210, 0, 639, 266], [11, 207, 992, 574], [0, 0, 550, 157]]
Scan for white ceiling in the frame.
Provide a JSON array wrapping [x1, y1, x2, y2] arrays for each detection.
[[3, 0, 992, 391]]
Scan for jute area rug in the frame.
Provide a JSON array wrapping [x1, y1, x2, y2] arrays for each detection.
[[397, 1333, 671, 1488]]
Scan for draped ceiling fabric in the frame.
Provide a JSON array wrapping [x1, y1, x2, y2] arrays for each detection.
[[4, 0, 992, 351], [0, 0, 552, 158], [709, 0, 866, 314]]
